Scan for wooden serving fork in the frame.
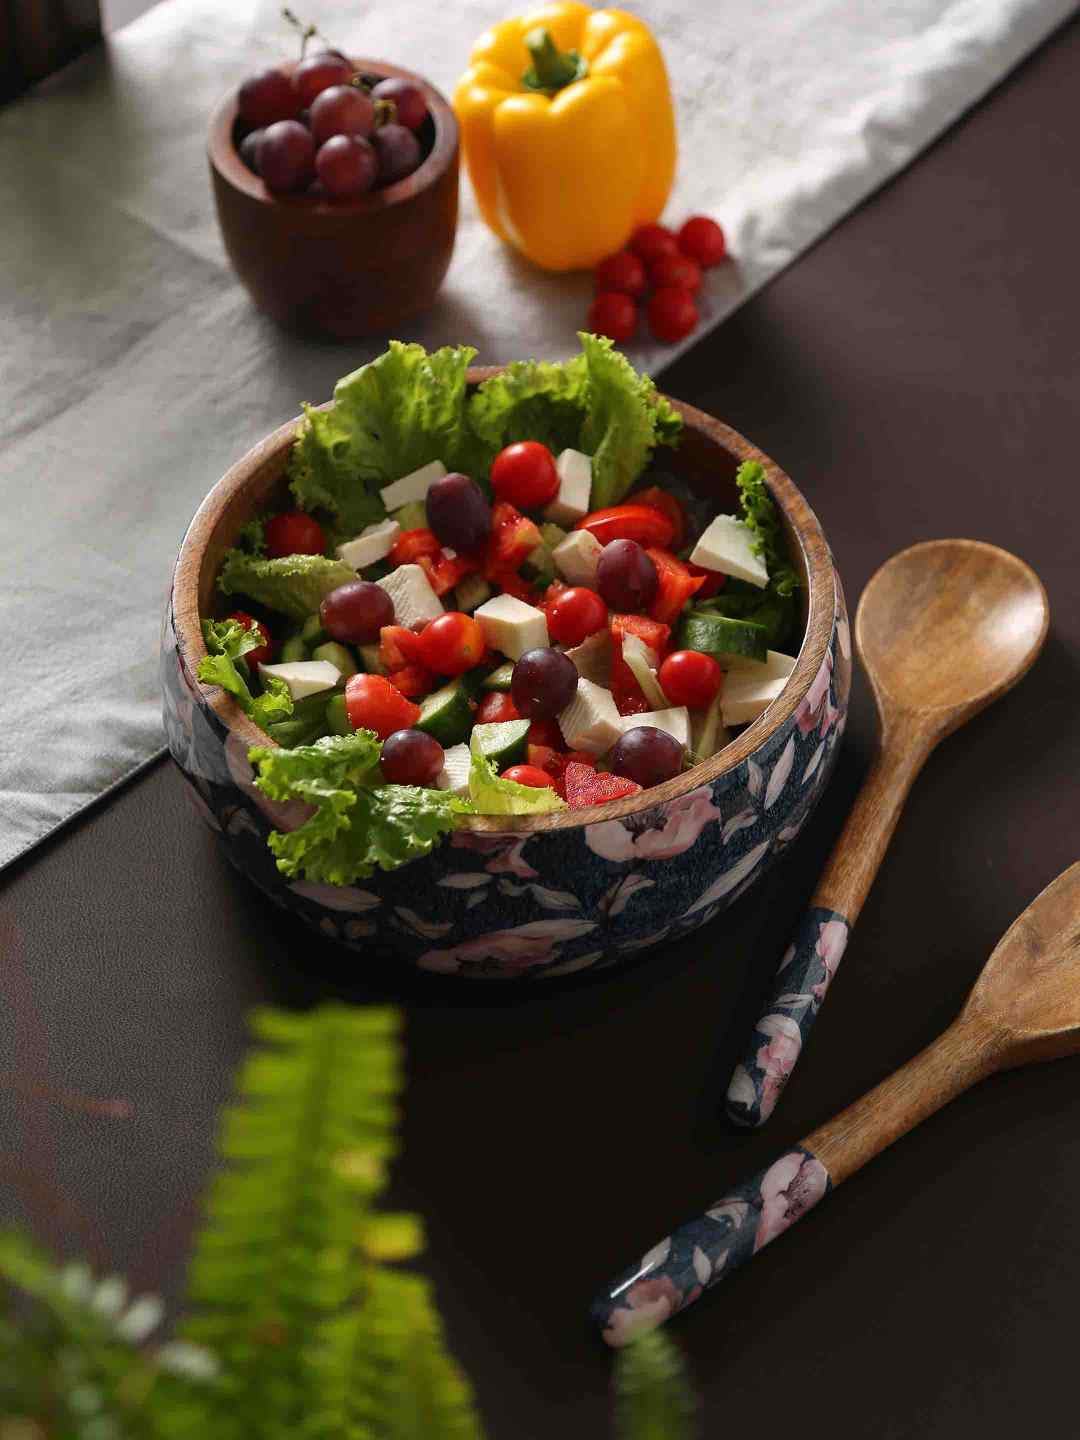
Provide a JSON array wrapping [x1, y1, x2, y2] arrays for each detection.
[[593, 863, 1080, 1346]]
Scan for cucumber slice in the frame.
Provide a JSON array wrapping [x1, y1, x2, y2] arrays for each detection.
[[311, 640, 358, 678], [522, 543, 555, 587], [470, 719, 530, 769], [416, 681, 474, 746], [325, 693, 352, 737], [480, 661, 515, 692], [454, 573, 492, 614], [540, 522, 568, 550], [358, 644, 385, 675], [265, 715, 330, 748], [391, 500, 428, 531], [279, 635, 308, 663], [676, 612, 769, 668], [300, 614, 328, 648]]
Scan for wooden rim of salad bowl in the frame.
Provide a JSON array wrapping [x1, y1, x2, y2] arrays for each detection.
[[173, 372, 838, 834]]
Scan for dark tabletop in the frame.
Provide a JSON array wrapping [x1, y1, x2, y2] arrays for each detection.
[[2, 15, 1079, 1437]]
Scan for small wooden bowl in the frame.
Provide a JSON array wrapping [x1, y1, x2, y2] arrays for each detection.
[[207, 59, 459, 338], [162, 381, 852, 978]]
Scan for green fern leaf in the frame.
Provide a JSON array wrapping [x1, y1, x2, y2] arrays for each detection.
[[613, 1330, 698, 1440]]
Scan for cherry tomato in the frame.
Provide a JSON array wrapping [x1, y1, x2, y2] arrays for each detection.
[[344, 673, 421, 739], [527, 744, 562, 775], [593, 250, 647, 297], [416, 611, 486, 676], [587, 291, 637, 343], [658, 650, 723, 708], [647, 286, 699, 343], [649, 252, 702, 294], [476, 690, 521, 725], [226, 610, 273, 667], [501, 764, 557, 789], [629, 223, 679, 264], [265, 510, 324, 558], [677, 215, 727, 267], [545, 586, 608, 647], [490, 442, 560, 510], [390, 528, 441, 566], [576, 504, 675, 549], [528, 718, 564, 750]]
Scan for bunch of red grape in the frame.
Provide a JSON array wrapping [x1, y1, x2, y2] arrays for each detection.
[[587, 216, 728, 346], [236, 50, 431, 200]]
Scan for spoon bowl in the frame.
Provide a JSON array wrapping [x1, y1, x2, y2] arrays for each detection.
[[856, 538, 1049, 734]]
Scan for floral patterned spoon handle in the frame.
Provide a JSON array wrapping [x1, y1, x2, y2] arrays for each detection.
[[594, 862, 1080, 1346], [725, 539, 1049, 1129]]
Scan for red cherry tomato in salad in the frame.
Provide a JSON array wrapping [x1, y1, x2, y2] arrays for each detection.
[[587, 291, 637, 343], [593, 250, 647, 297], [677, 216, 727, 267], [500, 764, 557, 789], [630, 223, 680, 264], [648, 287, 698, 343], [490, 442, 560, 510], [658, 650, 723, 708], [576, 504, 675, 549], [390, 528, 441, 566], [476, 691, 521, 725], [632, 486, 687, 550], [226, 610, 273, 667], [416, 612, 486, 676], [544, 586, 608, 647], [265, 510, 324, 558], [379, 624, 425, 671], [344, 673, 421, 739], [649, 252, 702, 294]]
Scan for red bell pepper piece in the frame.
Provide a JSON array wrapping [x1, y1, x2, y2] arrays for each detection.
[[417, 549, 480, 597], [686, 562, 726, 599], [386, 664, 436, 699], [562, 762, 642, 809], [609, 613, 672, 715], [493, 570, 541, 605], [390, 528, 441, 566], [483, 502, 543, 580], [575, 503, 675, 549], [645, 548, 706, 625], [633, 486, 687, 550], [378, 624, 425, 671]]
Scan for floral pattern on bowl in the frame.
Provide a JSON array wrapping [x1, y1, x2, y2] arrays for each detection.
[[161, 571, 851, 979]]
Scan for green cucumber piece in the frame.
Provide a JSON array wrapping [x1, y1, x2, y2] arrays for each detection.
[[266, 715, 330, 748], [692, 584, 796, 650], [300, 614, 328, 648], [416, 681, 474, 747], [311, 640, 358, 678], [454, 573, 492, 614], [358, 643, 385, 675], [325, 693, 353, 737], [522, 543, 555, 587], [676, 612, 769, 667], [279, 635, 309, 663], [391, 500, 428, 531], [540, 522, 568, 549], [480, 661, 515, 692], [470, 719, 530, 769]]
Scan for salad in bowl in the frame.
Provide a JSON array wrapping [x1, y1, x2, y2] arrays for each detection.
[[165, 336, 848, 976]]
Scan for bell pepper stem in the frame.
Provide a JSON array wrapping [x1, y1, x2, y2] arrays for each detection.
[[522, 27, 588, 92]]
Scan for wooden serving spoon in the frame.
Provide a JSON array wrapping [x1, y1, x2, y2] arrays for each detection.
[[725, 539, 1049, 1129], [593, 862, 1080, 1346]]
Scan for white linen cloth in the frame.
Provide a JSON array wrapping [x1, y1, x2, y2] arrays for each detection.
[[0, 0, 1072, 869]]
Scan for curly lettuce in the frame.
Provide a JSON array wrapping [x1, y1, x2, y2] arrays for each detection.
[[198, 619, 293, 730], [468, 744, 566, 817], [217, 551, 356, 621], [577, 333, 682, 508], [735, 461, 799, 598]]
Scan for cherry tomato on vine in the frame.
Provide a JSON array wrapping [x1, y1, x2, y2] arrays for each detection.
[[587, 291, 637, 343], [344, 674, 421, 739], [544, 586, 608, 647], [490, 441, 560, 510], [647, 287, 698, 343], [265, 510, 325, 558], [593, 250, 647, 296], [629, 223, 679, 264], [677, 216, 727, 267], [500, 764, 557, 789], [649, 252, 702, 294], [226, 610, 273, 667], [658, 650, 723, 709], [416, 612, 486, 676]]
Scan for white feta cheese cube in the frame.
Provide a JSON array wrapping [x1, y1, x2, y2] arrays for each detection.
[[377, 563, 444, 629], [336, 518, 400, 572], [378, 460, 446, 513], [552, 529, 603, 587], [565, 629, 612, 686], [474, 593, 549, 660], [616, 707, 691, 750], [689, 514, 770, 589], [721, 674, 789, 727], [558, 678, 623, 756], [258, 659, 339, 701], [544, 449, 593, 527], [435, 742, 473, 796]]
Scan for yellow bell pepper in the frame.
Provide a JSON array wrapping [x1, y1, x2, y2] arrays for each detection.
[[454, 3, 677, 272]]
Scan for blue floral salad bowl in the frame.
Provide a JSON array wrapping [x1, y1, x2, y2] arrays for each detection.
[[162, 374, 851, 980]]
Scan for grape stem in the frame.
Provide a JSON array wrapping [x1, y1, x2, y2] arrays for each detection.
[[281, 6, 341, 61], [373, 97, 398, 129]]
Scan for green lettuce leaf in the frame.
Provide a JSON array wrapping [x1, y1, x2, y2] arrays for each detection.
[[578, 333, 682, 509], [236, 516, 267, 556], [287, 342, 479, 530], [467, 355, 589, 472], [198, 619, 294, 730], [468, 746, 566, 817], [217, 551, 356, 621], [249, 732, 475, 885], [735, 461, 799, 598]]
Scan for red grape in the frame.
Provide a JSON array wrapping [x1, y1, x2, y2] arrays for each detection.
[[238, 68, 299, 129], [588, 291, 637, 343], [316, 135, 378, 199], [320, 580, 395, 644], [239, 128, 264, 174], [511, 648, 578, 720], [371, 77, 429, 131], [610, 726, 684, 788], [426, 473, 492, 553], [372, 123, 422, 184], [309, 84, 375, 145], [293, 51, 354, 108], [647, 286, 698, 343], [380, 728, 444, 786], [257, 120, 316, 193], [678, 216, 727, 267], [596, 539, 658, 611]]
